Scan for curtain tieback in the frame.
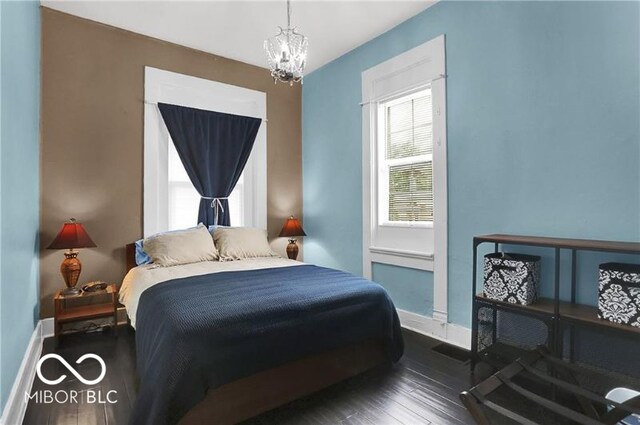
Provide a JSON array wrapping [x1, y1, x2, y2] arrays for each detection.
[[202, 196, 228, 225]]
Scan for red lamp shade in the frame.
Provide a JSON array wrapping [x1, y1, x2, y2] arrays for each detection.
[[47, 218, 97, 250], [279, 216, 306, 238]]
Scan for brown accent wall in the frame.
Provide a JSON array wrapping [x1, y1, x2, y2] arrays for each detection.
[[40, 8, 302, 318]]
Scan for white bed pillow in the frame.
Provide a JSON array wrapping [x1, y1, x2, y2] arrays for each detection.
[[213, 227, 278, 261], [143, 224, 219, 267]]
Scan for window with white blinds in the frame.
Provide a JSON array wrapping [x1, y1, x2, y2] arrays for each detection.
[[378, 88, 433, 225]]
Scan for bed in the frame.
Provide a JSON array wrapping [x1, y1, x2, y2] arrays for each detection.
[[121, 243, 404, 425]]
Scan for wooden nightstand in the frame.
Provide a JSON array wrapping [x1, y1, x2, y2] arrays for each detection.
[[54, 283, 118, 341]]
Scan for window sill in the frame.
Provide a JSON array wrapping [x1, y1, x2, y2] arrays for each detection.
[[378, 221, 434, 229], [368, 246, 434, 272]]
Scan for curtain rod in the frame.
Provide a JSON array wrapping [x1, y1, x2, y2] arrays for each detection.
[[143, 100, 268, 123]]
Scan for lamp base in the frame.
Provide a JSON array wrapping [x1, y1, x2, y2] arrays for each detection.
[[62, 286, 82, 296], [286, 239, 299, 260], [60, 250, 83, 296]]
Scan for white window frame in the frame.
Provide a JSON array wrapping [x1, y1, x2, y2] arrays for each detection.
[[362, 35, 449, 323], [143, 66, 267, 236], [377, 88, 434, 229]]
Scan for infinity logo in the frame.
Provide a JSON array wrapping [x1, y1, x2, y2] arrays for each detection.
[[36, 353, 106, 386]]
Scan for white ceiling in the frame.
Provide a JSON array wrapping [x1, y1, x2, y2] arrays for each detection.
[[41, 0, 436, 73]]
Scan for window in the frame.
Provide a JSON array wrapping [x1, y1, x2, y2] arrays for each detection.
[[144, 67, 267, 237], [378, 89, 433, 226], [361, 35, 446, 288], [167, 137, 244, 231]]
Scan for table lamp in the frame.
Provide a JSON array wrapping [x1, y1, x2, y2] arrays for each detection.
[[47, 218, 97, 295], [279, 216, 306, 260]]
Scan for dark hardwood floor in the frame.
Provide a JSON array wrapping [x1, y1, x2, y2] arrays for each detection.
[[23, 327, 531, 425]]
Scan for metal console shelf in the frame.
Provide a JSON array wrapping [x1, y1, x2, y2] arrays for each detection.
[[471, 234, 640, 373]]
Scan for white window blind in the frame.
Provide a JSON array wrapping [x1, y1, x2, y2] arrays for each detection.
[[379, 88, 433, 224], [167, 138, 244, 230]]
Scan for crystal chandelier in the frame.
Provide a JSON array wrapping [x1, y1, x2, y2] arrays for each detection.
[[264, 0, 308, 85]]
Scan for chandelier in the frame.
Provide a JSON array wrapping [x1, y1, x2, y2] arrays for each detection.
[[264, 0, 308, 85]]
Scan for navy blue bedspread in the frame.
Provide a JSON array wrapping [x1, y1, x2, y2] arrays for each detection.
[[130, 265, 404, 425]]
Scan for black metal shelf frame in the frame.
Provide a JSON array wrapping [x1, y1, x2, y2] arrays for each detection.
[[470, 234, 640, 373]]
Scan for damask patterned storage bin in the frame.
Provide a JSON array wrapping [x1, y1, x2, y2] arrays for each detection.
[[483, 253, 540, 305], [598, 263, 640, 328]]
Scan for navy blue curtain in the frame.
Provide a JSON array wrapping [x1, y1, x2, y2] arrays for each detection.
[[158, 103, 262, 226]]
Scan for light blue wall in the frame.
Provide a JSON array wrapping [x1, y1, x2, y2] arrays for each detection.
[[372, 263, 433, 316], [0, 0, 41, 411], [302, 1, 640, 326]]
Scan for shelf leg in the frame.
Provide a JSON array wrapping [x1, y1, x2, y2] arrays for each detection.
[[471, 242, 479, 374], [553, 247, 561, 356], [552, 247, 561, 401], [569, 250, 576, 363]]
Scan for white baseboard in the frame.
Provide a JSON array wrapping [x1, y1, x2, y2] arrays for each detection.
[[397, 309, 471, 350], [41, 317, 54, 339], [0, 322, 44, 425]]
